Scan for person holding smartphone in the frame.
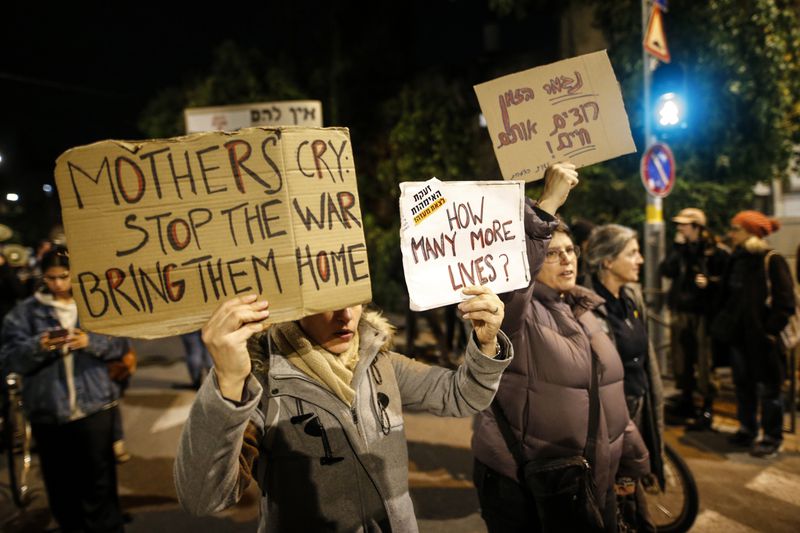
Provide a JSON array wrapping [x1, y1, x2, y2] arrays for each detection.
[[0, 246, 128, 532]]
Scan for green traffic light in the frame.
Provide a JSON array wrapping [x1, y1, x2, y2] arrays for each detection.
[[655, 92, 685, 128]]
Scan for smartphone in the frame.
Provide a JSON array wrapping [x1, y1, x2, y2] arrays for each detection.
[[48, 328, 69, 340]]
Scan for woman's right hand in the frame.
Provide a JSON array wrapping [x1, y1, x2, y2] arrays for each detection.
[[201, 294, 270, 401], [538, 162, 579, 216], [39, 330, 67, 353]]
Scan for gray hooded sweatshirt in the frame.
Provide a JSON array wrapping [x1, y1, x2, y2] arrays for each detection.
[[174, 312, 512, 532]]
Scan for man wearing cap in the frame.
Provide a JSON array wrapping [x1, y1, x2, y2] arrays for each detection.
[[660, 208, 729, 428]]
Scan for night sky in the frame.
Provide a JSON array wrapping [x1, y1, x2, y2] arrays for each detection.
[[1, 2, 560, 241]]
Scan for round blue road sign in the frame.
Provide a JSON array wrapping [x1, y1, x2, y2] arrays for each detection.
[[641, 143, 675, 198]]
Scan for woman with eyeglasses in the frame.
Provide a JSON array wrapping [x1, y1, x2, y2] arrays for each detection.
[[0, 246, 128, 532], [583, 224, 665, 528], [471, 165, 650, 533], [711, 211, 794, 458]]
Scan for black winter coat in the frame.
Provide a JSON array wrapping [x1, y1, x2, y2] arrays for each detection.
[[583, 278, 665, 486], [711, 239, 794, 383], [659, 238, 729, 317]]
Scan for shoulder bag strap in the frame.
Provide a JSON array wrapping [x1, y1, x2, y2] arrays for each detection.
[[492, 351, 600, 474], [490, 401, 526, 480], [584, 350, 600, 468], [764, 251, 776, 307]]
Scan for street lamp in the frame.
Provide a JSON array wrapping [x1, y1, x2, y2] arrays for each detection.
[[6, 193, 19, 202]]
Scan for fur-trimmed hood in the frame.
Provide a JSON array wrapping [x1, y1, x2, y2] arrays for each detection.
[[359, 310, 395, 352], [742, 235, 771, 254], [248, 308, 396, 373]]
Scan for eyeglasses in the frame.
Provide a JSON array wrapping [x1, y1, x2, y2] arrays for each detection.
[[43, 273, 70, 282], [544, 245, 580, 263]]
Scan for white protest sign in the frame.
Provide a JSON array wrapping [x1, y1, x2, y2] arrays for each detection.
[[399, 178, 529, 311], [184, 101, 323, 133], [474, 50, 636, 182]]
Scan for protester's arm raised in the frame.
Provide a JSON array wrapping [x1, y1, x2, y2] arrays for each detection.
[[394, 286, 513, 416], [174, 295, 269, 516], [499, 163, 578, 338], [458, 285, 504, 356], [537, 162, 579, 216]]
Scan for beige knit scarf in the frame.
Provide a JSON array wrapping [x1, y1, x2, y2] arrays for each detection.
[[270, 321, 360, 405]]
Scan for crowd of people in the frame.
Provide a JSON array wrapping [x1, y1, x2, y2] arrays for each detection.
[[175, 161, 795, 533], [0, 236, 204, 531], [0, 162, 797, 532], [659, 207, 795, 458]]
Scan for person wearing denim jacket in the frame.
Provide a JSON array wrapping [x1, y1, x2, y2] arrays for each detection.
[[0, 247, 127, 532]]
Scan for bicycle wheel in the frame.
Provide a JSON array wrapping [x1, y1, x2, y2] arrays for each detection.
[[5, 373, 32, 508], [644, 443, 699, 533]]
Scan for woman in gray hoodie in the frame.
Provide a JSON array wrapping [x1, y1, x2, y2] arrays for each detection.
[[174, 281, 512, 532]]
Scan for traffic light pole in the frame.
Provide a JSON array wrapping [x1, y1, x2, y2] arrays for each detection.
[[642, 0, 668, 368]]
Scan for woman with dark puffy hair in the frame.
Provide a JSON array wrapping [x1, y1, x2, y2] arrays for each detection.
[[1, 246, 128, 532]]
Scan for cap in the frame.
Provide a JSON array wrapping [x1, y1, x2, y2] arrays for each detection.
[[672, 208, 706, 226]]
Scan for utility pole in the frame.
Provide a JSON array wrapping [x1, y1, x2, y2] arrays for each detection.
[[642, 0, 667, 366]]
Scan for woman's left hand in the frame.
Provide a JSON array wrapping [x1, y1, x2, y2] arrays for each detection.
[[458, 285, 504, 356], [614, 477, 636, 496], [66, 328, 89, 351]]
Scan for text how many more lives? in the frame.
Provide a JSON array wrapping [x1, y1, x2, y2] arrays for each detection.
[[409, 197, 516, 264], [409, 196, 517, 291]]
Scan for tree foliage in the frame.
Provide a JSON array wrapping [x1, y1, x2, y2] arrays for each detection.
[[138, 41, 306, 139], [365, 76, 484, 307], [588, 0, 800, 186]]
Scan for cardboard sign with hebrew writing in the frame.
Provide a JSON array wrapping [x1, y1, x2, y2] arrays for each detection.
[[54, 127, 371, 339], [185, 101, 323, 133], [399, 178, 528, 311], [474, 50, 636, 182]]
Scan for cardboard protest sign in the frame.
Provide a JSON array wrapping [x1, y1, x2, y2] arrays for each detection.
[[474, 50, 635, 182], [399, 178, 529, 311], [184, 101, 323, 133], [54, 127, 371, 339]]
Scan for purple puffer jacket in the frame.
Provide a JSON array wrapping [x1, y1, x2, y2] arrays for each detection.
[[471, 201, 649, 509]]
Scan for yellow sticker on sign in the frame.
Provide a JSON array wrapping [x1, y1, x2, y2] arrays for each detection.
[[410, 183, 447, 225]]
